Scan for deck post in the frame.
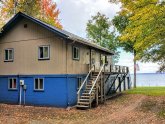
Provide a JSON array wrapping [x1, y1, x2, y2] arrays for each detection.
[[96, 81, 99, 106], [119, 77, 122, 92], [103, 65, 106, 102], [89, 94, 91, 108], [101, 72, 103, 103], [110, 65, 112, 72]]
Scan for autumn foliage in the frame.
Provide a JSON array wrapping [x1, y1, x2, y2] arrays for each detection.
[[0, 0, 62, 29], [40, 0, 62, 29]]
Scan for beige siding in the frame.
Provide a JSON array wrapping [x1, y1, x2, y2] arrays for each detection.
[[67, 44, 90, 74], [0, 18, 67, 75], [0, 18, 93, 75], [0, 17, 112, 75]]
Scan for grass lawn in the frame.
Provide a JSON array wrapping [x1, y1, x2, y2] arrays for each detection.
[[126, 87, 165, 96]]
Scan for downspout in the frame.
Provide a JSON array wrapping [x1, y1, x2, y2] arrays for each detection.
[[66, 40, 69, 107], [18, 74, 21, 105]]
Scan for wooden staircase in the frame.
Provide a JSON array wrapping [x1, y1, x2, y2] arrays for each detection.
[[76, 64, 130, 110], [77, 72, 98, 109]]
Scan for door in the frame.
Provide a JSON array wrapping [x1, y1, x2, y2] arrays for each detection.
[[91, 50, 100, 71]]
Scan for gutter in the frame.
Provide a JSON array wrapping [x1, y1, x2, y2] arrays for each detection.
[[67, 36, 114, 55]]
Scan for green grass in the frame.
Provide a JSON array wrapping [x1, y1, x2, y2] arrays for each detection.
[[125, 87, 165, 96]]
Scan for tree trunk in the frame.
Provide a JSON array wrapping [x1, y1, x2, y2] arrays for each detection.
[[14, 0, 17, 15], [133, 50, 136, 88]]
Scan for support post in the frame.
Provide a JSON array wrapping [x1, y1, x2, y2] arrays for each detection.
[[119, 77, 121, 92], [96, 81, 99, 107], [89, 94, 91, 108], [103, 65, 106, 102], [101, 73, 103, 103], [110, 65, 112, 72]]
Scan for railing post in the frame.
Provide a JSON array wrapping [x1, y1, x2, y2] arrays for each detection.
[[101, 72, 103, 103], [89, 94, 91, 108], [78, 93, 80, 103], [96, 81, 98, 107]]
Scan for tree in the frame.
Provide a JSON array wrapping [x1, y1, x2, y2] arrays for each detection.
[[86, 12, 119, 63], [0, 0, 62, 29], [112, 15, 137, 88], [40, 0, 62, 28], [110, 0, 165, 72]]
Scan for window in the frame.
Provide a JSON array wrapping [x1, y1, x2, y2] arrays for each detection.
[[34, 78, 44, 91], [72, 46, 80, 60], [78, 77, 82, 89], [5, 49, 14, 61], [8, 78, 17, 90], [38, 46, 50, 60]]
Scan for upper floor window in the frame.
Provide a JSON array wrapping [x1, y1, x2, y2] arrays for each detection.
[[72, 46, 80, 60], [8, 78, 17, 90], [5, 48, 14, 62], [38, 45, 50, 60], [34, 78, 44, 91]]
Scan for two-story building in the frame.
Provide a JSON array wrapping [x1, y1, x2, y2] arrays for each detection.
[[0, 12, 131, 108]]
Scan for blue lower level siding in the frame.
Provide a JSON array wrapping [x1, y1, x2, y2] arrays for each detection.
[[0, 77, 19, 104], [0, 74, 86, 108]]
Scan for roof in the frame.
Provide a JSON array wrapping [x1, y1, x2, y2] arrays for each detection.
[[0, 12, 114, 55]]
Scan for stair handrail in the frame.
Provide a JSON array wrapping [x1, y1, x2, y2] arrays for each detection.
[[89, 64, 105, 94], [77, 65, 94, 95]]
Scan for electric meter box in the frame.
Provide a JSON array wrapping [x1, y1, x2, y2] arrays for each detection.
[[20, 80, 24, 85]]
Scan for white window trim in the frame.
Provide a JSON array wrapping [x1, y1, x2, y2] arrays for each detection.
[[5, 48, 14, 62], [38, 45, 50, 60], [8, 78, 17, 90], [34, 78, 44, 91], [73, 46, 80, 60]]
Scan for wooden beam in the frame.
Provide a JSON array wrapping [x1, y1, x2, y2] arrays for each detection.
[[101, 73, 103, 103], [96, 81, 99, 106]]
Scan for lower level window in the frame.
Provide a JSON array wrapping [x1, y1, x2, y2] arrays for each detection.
[[8, 78, 17, 90], [34, 78, 44, 91], [78, 77, 82, 89]]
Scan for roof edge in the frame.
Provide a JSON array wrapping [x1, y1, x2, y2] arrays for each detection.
[[0, 12, 114, 55]]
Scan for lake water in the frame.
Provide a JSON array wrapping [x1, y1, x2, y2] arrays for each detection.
[[130, 73, 165, 87]]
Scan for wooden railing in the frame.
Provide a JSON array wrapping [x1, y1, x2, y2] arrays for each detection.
[[77, 65, 95, 102], [88, 64, 105, 108], [109, 65, 129, 73]]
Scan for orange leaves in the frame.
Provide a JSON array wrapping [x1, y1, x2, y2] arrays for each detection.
[[0, 0, 62, 29], [41, 0, 62, 29]]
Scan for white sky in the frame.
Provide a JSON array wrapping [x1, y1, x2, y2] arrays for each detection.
[[55, 0, 159, 74]]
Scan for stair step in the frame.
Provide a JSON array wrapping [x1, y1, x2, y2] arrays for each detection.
[[85, 88, 96, 90], [84, 90, 95, 93], [77, 102, 90, 105], [79, 99, 90, 101], [76, 105, 89, 108], [81, 95, 94, 98], [93, 72, 99, 74], [86, 85, 96, 87], [82, 93, 95, 95]]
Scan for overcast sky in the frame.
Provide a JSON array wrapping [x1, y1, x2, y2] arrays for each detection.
[[55, 0, 159, 74]]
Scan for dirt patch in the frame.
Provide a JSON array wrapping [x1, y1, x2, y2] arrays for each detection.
[[0, 94, 165, 124]]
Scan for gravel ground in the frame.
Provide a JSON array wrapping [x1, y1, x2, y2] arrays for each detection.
[[0, 94, 165, 124]]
